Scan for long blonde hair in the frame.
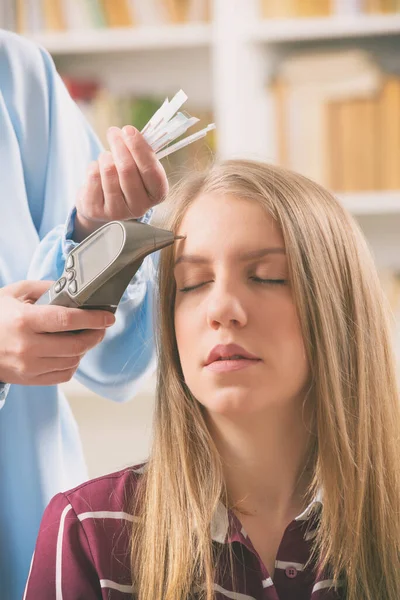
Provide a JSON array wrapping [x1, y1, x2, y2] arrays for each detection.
[[131, 159, 400, 600]]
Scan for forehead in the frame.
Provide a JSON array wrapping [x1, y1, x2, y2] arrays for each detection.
[[176, 192, 284, 248]]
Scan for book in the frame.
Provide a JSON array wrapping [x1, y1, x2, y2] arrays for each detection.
[[188, 0, 211, 22], [377, 77, 400, 190], [60, 0, 93, 30], [326, 101, 342, 190], [42, 0, 66, 31], [365, 0, 395, 12], [130, 0, 166, 25], [284, 82, 332, 184], [91, 89, 121, 146], [25, 0, 45, 33], [379, 271, 400, 369], [16, 0, 26, 32], [100, 0, 134, 27], [0, 0, 16, 30], [295, 0, 332, 17], [16, 0, 46, 32], [85, 0, 107, 28], [63, 76, 100, 101], [337, 100, 357, 191], [332, 0, 362, 15], [270, 77, 288, 166], [129, 97, 163, 131], [355, 97, 378, 191], [378, 0, 397, 12], [364, 0, 380, 11], [317, 0, 332, 15], [278, 49, 381, 86], [328, 96, 379, 192], [164, 0, 191, 23], [327, 75, 400, 192], [379, 270, 400, 365], [273, 50, 382, 187], [260, 0, 297, 18]]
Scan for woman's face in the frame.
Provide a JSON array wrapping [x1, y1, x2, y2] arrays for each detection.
[[173, 193, 309, 417]]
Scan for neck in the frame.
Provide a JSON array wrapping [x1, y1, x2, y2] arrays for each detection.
[[206, 403, 313, 520]]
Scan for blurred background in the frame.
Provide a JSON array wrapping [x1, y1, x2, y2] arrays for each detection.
[[2, 0, 399, 478]]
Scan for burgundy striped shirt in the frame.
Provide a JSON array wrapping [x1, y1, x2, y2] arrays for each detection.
[[24, 465, 344, 599]]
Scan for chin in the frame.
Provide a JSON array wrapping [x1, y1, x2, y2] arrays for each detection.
[[200, 386, 264, 416]]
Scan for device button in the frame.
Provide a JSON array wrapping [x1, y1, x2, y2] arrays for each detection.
[[54, 278, 66, 293], [66, 269, 76, 281], [66, 255, 74, 270], [68, 280, 78, 295]]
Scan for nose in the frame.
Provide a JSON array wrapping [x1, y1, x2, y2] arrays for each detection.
[[206, 281, 248, 330]]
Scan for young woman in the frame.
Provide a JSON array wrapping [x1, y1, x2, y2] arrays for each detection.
[[24, 160, 400, 600]]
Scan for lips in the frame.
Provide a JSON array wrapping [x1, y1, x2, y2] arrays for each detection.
[[205, 344, 261, 366]]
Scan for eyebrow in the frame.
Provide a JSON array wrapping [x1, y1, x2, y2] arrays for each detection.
[[174, 247, 286, 267]]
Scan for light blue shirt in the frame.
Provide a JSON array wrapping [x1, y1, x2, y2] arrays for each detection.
[[0, 30, 156, 599]]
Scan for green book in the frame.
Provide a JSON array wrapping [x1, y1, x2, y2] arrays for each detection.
[[129, 97, 163, 131], [85, 0, 107, 28]]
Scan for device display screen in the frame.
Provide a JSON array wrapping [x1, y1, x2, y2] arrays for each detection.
[[76, 228, 121, 285]]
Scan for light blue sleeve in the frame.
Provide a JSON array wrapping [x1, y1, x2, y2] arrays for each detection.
[[7, 34, 158, 402], [0, 383, 10, 409]]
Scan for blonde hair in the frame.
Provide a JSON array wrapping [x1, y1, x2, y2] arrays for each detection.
[[131, 159, 400, 600]]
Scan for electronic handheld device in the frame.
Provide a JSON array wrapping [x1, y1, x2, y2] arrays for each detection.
[[35, 90, 214, 314], [36, 220, 182, 313]]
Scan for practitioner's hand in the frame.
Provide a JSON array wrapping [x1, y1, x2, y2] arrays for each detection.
[[0, 280, 115, 386], [73, 126, 169, 242]]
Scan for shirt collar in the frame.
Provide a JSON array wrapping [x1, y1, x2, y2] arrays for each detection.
[[210, 501, 230, 544], [211, 491, 324, 544], [294, 488, 323, 522]]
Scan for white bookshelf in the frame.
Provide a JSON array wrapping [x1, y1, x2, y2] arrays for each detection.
[[28, 0, 399, 289], [21, 1, 397, 475], [26, 2, 400, 182], [249, 13, 400, 42], [27, 0, 400, 385], [29, 22, 212, 54], [25, 1, 400, 257], [339, 191, 400, 215]]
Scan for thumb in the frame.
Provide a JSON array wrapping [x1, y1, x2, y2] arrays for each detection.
[[0, 280, 54, 303]]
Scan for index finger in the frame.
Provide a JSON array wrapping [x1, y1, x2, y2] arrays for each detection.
[[26, 304, 115, 333], [0, 280, 53, 302], [122, 126, 169, 204]]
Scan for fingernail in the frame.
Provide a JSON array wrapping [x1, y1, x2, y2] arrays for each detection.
[[101, 151, 114, 166], [87, 161, 98, 176], [107, 126, 120, 137], [122, 125, 137, 139], [105, 315, 116, 326]]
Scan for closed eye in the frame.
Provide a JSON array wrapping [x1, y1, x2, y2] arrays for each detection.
[[178, 281, 213, 293], [178, 277, 287, 293], [250, 277, 288, 286]]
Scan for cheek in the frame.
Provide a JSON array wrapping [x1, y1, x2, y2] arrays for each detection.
[[174, 306, 196, 369], [281, 319, 309, 385], [265, 303, 308, 372]]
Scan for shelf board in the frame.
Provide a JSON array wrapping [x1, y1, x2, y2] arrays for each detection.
[[28, 23, 212, 55], [250, 13, 400, 43], [338, 191, 400, 215]]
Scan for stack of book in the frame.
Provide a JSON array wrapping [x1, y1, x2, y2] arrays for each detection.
[[0, 0, 211, 34], [271, 49, 400, 192], [63, 75, 216, 177], [261, 0, 400, 18], [380, 270, 400, 364]]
